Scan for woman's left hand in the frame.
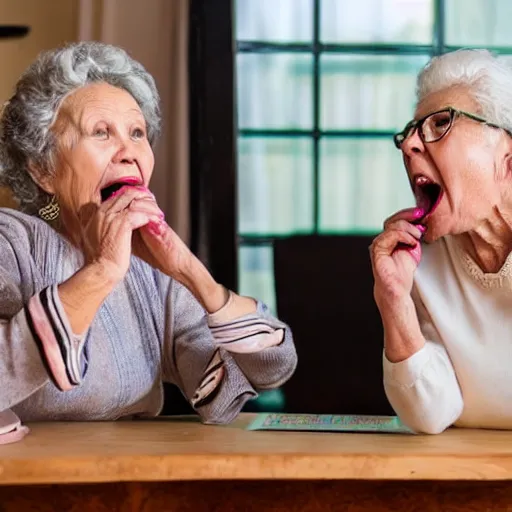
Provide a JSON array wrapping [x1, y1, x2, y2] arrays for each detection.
[[132, 190, 228, 313], [132, 213, 193, 283]]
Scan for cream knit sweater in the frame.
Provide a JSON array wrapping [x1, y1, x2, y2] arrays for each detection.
[[384, 235, 512, 433]]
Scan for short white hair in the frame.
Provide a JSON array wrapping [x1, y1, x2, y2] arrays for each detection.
[[417, 49, 512, 132]]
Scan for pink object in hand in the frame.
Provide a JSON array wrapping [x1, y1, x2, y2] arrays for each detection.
[[413, 207, 426, 220]]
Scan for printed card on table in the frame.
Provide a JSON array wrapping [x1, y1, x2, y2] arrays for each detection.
[[247, 413, 414, 434]]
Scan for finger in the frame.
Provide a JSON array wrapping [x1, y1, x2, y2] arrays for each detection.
[[116, 209, 162, 232], [384, 219, 425, 240], [140, 219, 166, 238], [397, 242, 422, 265], [372, 229, 419, 256], [371, 230, 422, 268], [102, 186, 155, 213], [128, 197, 165, 218], [384, 207, 425, 228]]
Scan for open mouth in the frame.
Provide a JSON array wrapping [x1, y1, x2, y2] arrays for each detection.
[[413, 175, 443, 223], [100, 177, 141, 202]]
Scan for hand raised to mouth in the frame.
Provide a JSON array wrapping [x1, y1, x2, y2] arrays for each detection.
[[383, 207, 426, 265], [370, 204, 426, 312], [75, 186, 163, 284], [375, 174, 442, 267]]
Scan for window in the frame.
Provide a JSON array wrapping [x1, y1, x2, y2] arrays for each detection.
[[234, 0, 512, 311]]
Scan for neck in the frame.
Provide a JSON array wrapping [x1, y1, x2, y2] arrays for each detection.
[[50, 206, 83, 250], [458, 207, 512, 273]]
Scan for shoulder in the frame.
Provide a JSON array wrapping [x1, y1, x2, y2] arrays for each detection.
[[0, 208, 62, 267], [0, 208, 36, 248], [0, 208, 51, 242]]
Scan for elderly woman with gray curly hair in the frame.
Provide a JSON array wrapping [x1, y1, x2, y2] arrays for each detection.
[[0, 41, 297, 443], [370, 49, 512, 434]]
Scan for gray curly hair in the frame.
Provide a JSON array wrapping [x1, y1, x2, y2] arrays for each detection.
[[0, 41, 161, 214]]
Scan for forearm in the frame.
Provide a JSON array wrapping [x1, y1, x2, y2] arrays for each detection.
[[166, 276, 296, 421], [181, 258, 256, 315], [58, 262, 117, 335], [229, 329, 297, 389], [0, 278, 104, 409], [0, 307, 49, 410], [384, 343, 464, 434], [208, 299, 297, 388], [378, 294, 426, 362]]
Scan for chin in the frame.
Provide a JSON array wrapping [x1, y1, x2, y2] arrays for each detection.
[[422, 217, 450, 243], [422, 231, 440, 244]]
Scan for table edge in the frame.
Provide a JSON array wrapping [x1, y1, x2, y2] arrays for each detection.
[[2, 453, 512, 485]]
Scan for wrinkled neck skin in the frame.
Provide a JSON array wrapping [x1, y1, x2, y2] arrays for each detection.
[[457, 205, 512, 274], [39, 195, 88, 254], [56, 208, 83, 249]]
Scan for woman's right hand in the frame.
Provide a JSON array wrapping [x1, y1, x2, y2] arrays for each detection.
[[79, 186, 163, 284], [370, 207, 425, 309]]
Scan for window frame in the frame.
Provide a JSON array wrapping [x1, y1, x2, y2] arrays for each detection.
[[189, 0, 512, 291], [189, 0, 238, 291]]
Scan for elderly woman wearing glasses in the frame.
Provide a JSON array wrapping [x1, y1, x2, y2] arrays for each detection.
[[370, 49, 512, 434]]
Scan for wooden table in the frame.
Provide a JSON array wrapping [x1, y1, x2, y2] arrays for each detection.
[[3, 414, 512, 511]]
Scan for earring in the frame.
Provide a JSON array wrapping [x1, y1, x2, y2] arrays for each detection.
[[38, 195, 60, 221]]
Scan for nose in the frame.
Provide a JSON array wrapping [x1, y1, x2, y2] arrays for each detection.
[[112, 138, 137, 165], [401, 126, 426, 157]]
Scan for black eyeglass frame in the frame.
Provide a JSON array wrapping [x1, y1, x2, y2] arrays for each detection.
[[393, 107, 512, 149]]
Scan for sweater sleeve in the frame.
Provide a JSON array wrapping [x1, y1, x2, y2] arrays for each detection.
[[207, 292, 297, 390], [0, 222, 89, 412], [383, 290, 464, 434], [161, 280, 297, 424]]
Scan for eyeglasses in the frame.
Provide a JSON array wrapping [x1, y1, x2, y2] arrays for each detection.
[[393, 107, 512, 149]]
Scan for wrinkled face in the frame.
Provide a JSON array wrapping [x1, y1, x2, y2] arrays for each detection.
[[42, 82, 154, 214], [400, 86, 512, 242]]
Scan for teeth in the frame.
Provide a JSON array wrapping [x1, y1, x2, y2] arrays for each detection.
[[415, 175, 430, 186]]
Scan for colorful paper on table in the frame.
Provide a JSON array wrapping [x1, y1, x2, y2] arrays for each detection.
[[247, 413, 414, 434]]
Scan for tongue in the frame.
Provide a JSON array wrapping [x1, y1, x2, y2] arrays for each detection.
[[413, 192, 429, 223], [413, 183, 438, 223]]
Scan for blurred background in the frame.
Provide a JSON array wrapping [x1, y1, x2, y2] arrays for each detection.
[[0, 0, 509, 414], [234, 0, 512, 311], [231, 0, 512, 413]]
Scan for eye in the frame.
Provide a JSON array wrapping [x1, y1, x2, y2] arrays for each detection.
[[92, 125, 109, 139], [431, 112, 451, 129], [131, 127, 146, 139], [422, 112, 452, 141], [434, 117, 450, 128]]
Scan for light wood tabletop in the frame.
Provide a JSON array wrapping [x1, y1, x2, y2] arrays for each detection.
[[3, 414, 512, 485]]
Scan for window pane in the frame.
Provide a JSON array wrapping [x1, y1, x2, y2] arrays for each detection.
[[238, 245, 276, 313], [236, 0, 313, 43], [320, 54, 428, 131], [319, 138, 413, 232], [446, 0, 512, 46], [238, 137, 314, 235], [237, 54, 313, 129], [320, 0, 433, 44]]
